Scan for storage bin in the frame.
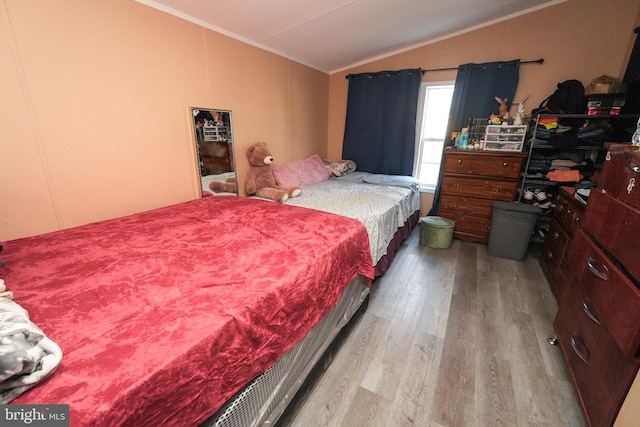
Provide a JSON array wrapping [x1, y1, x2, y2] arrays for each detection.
[[420, 216, 455, 249], [488, 201, 541, 261], [483, 125, 527, 151]]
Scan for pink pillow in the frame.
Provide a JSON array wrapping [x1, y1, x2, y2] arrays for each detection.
[[273, 154, 331, 187]]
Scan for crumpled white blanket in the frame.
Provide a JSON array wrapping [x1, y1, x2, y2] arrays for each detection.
[[0, 279, 63, 403]]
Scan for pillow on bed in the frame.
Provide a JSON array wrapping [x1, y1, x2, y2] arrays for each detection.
[[323, 159, 357, 177], [363, 174, 419, 189], [273, 154, 331, 187], [332, 171, 372, 182]]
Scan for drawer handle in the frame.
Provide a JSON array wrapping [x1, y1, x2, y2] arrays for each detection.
[[575, 216, 581, 224], [492, 187, 503, 193], [582, 300, 600, 325], [503, 162, 508, 167], [629, 166, 640, 173], [586, 257, 608, 281], [571, 335, 590, 364], [458, 159, 462, 164], [553, 232, 559, 240]]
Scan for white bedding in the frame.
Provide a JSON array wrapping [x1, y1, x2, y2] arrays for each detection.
[[285, 173, 421, 264], [201, 172, 236, 196], [0, 280, 63, 403]]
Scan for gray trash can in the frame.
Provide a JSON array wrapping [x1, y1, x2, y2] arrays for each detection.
[[488, 201, 541, 261]]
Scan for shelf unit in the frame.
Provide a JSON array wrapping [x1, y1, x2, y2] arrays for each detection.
[[518, 113, 640, 202], [203, 125, 230, 142], [517, 113, 639, 246]]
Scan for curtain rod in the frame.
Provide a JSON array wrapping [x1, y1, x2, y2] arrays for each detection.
[[421, 58, 544, 73], [344, 58, 544, 79]]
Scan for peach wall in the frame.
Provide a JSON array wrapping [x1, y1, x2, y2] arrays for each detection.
[[327, 0, 640, 212], [0, 0, 328, 240]]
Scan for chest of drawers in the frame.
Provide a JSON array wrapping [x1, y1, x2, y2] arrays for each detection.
[[539, 187, 585, 301], [554, 143, 640, 427], [437, 149, 526, 244]]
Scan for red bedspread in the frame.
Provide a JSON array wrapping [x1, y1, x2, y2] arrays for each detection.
[[1, 196, 374, 426]]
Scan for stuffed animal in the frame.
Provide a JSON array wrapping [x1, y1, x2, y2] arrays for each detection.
[[209, 177, 237, 194], [513, 94, 529, 125], [245, 142, 301, 203], [495, 96, 510, 122]]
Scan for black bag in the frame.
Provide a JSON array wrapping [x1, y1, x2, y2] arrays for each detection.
[[533, 79, 588, 130], [544, 80, 587, 114]]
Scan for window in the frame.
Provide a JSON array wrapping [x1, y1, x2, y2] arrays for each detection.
[[414, 82, 454, 192]]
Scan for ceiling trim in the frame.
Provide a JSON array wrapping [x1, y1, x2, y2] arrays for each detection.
[[134, 0, 566, 75]]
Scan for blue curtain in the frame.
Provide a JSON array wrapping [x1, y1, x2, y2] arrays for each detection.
[[428, 60, 521, 215], [342, 69, 422, 175]]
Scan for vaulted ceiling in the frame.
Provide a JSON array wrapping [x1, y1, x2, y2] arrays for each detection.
[[136, 0, 562, 74]]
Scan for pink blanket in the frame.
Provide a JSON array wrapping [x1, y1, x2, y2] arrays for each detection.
[[2, 196, 373, 426]]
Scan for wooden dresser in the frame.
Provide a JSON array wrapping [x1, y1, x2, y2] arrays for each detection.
[[554, 144, 640, 427], [438, 148, 527, 244], [198, 140, 233, 175], [539, 187, 585, 301]]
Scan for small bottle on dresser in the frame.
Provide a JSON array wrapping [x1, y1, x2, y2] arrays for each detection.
[[458, 127, 469, 149]]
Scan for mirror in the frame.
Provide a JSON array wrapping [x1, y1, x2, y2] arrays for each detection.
[[190, 107, 237, 196]]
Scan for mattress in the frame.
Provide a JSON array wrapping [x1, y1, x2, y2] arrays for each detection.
[[2, 196, 374, 426], [285, 172, 421, 264]]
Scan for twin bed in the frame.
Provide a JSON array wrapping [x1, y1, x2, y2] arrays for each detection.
[[2, 166, 421, 426]]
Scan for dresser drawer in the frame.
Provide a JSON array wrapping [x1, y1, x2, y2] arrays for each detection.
[[554, 191, 584, 234], [439, 194, 493, 218], [443, 152, 524, 179], [438, 210, 491, 236], [555, 282, 640, 427], [583, 189, 640, 284], [540, 241, 562, 277], [544, 219, 570, 258], [441, 176, 518, 201], [598, 145, 640, 210], [567, 229, 640, 358]]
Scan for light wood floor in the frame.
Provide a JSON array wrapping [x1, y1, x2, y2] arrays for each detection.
[[289, 227, 587, 427]]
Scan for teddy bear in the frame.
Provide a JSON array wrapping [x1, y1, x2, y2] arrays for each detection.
[[209, 177, 237, 194], [245, 141, 301, 203]]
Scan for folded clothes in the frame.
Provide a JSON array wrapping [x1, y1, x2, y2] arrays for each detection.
[[528, 159, 552, 172], [537, 118, 559, 129], [525, 173, 545, 179], [548, 151, 585, 162], [551, 159, 581, 168], [546, 169, 583, 182]]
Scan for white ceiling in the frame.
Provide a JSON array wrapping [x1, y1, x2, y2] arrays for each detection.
[[135, 0, 562, 74]]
